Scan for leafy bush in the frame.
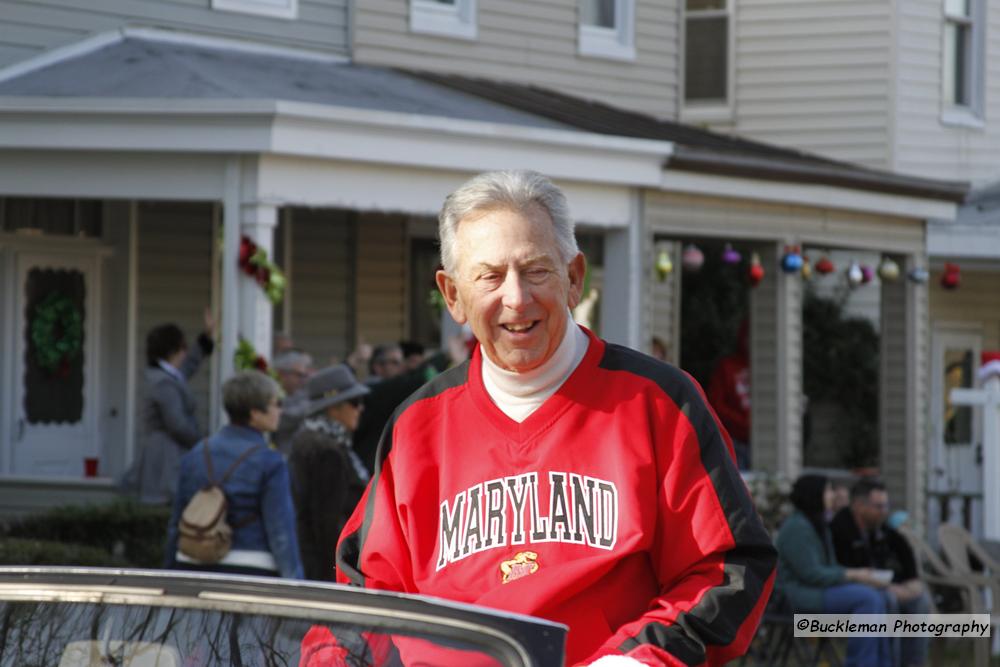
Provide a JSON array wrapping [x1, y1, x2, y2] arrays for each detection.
[[0, 538, 127, 567], [2, 500, 171, 568]]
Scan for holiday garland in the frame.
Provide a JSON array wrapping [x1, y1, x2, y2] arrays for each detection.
[[31, 292, 83, 375], [239, 236, 286, 304]]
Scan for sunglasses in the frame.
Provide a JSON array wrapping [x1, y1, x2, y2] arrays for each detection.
[[347, 398, 364, 408]]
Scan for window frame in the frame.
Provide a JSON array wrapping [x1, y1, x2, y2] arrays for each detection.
[[680, 0, 735, 123], [578, 0, 637, 62], [410, 0, 478, 41], [941, 0, 985, 126], [211, 0, 298, 20]]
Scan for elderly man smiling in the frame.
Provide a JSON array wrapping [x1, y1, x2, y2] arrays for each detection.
[[336, 170, 776, 666]]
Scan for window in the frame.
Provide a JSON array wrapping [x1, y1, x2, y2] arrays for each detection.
[[578, 0, 636, 61], [410, 0, 477, 40], [211, 0, 297, 20], [942, 0, 984, 122], [683, 0, 733, 117]]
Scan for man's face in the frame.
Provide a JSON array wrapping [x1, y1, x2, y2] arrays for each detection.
[[374, 349, 404, 380], [278, 364, 310, 394], [435, 205, 585, 373], [858, 490, 890, 530]]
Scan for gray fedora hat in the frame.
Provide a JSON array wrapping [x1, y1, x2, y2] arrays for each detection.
[[303, 364, 369, 416]]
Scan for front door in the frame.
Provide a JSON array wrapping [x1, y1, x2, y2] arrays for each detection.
[[10, 252, 100, 477], [929, 328, 982, 536]]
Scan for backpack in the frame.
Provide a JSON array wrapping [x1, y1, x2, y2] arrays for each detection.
[[178, 443, 262, 564]]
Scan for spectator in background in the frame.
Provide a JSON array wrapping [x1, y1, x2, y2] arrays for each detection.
[[399, 340, 426, 371], [775, 474, 891, 667], [127, 308, 215, 505], [651, 336, 669, 362], [830, 479, 852, 517], [273, 331, 295, 356], [706, 319, 751, 469], [365, 343, 405, 385], [272, 349, 314, 454], [165, 371, 303, 579], [829, 478, 930, 667], [288, 365, 370, 581]]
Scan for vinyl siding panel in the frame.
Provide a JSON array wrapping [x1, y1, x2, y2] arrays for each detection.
[[354, 0, 678, 119], [288, 208, 352, 366], [929, 270, 1000, 350], [648, 239, 681, 364], [354, 213, 407, 347], [644, 191, 925, 254], [725, 0, 893, 169], [894, 0, 1000, 185], [135, 201, 214, 435], [0, 0, 349, 69]]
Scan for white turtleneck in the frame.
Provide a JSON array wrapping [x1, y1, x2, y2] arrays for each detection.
[[481, 313, 589, 422]]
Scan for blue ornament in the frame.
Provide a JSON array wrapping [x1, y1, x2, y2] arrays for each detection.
[[780, 246, 803, 273]]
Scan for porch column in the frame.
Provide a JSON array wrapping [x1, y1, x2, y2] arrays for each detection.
[[240, 203, 278, 363], [881, 253, 927, 530], [601, 192, 644, 350], [749, 242, 803, 478], [647, 239, 681, 363]]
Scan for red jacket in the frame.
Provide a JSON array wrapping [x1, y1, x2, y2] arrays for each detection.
[[336, 328, 775, 666]]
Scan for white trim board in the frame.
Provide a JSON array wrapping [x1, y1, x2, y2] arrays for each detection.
[[660, 170, 957, 222], [0, 98, 671, 189]]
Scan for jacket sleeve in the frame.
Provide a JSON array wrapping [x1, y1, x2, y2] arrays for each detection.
[[178, 333, 213, 379], [261, 455, 305, 579], [776, 518, 846, 588], [584, 376, 777, 667], [150, 380, 202, 447], [335, 425, 416, 592], [163, 460, 187, 568]]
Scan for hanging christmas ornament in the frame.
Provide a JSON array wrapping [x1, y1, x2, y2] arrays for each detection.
[[800, 254, 813, 280], [940, 262, 961, 290], [907, 267, 930, 284], [655, 248, 673, 282], [878, 256, 900, 282], [860, 264, 875, 284], [721, 243, 742, 265], [815, 255, 835, 275], [780, 245, 803, 274], [681, 244, 704, 272], [846, 260, 864, 288], [748, 252, 765, 287]]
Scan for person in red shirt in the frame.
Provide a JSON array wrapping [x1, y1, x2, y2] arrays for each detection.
[[333, 170, 776, 666], [706, 319, 751, 470]]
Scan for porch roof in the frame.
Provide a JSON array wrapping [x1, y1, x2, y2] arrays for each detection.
[[0, 36, 570, 132], [406, 71, 969, 205]]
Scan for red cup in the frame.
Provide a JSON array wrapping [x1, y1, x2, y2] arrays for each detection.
[[84, 457, 99, 478]]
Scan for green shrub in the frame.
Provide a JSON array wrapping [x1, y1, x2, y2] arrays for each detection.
[[3, 500, 171, 568], [0, 538, 127, 567]]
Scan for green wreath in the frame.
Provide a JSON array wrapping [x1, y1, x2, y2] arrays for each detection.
[[31, 292, 83, 374]]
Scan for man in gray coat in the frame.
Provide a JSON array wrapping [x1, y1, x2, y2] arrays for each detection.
[[129, 309, 215, 504]]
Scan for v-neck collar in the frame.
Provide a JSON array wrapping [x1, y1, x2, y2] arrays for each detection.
[[467, 325, 605, 444]]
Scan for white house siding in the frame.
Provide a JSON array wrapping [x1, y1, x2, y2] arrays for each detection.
[[135, 201, 215, 437], [928, 269, 1000, 350], [729, 0, 893, 169], [648, 238, 681, 364], [0, 0, 349, 69], [353, 0, 679, 119], [894, 0, 1000, 185], [287, 207, 353, 366], [354, 213, 407, 349]]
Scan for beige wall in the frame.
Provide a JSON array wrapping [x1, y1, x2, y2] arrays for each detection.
[[353, 0, 679, 119]]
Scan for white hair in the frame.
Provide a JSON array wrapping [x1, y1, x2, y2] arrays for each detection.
[[438, 170, 579, 274]]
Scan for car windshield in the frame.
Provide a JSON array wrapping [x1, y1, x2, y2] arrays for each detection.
[[0, 599, 505, 667]]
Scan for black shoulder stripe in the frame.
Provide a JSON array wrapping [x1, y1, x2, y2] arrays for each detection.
[[336, 361, 471, 588], [599, 344, 776, 663]]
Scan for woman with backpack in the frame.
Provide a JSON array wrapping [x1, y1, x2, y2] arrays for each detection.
[[164, 371, 304, 579]]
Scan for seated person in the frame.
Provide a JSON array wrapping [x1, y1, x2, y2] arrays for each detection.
[[830, 478, 930, 667], [775, 474, 892, 667]]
